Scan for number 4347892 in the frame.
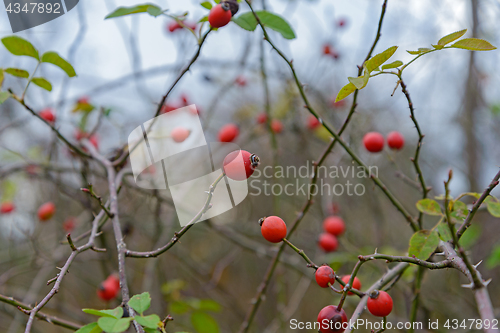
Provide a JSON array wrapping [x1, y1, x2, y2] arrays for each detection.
[[444, 319, 498, 330], [5, 3, 61, 14]]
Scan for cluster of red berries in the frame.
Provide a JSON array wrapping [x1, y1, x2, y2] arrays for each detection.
[[363, 131, 404, 153], [318, 216, 345, 253], [75, 129, 99, 150], [97, 274, 121, 301], [255, 113, 283, 133]]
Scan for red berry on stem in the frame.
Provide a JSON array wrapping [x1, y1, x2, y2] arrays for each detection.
[[235, 75, 247, 86], [308, 115, 321, 130], [363, 132, 384, 153], [0, 202, 15, 214], [208, 4, 232, 28], [387, 131, 404, 150], [323, 44, 332, 55], [97, 274, 120, 301], [256, 113, 268, 124], [323, 216, 345, 236], [223, 150, 260, 181], [318, 233, 338, 252], [317, 305, 348, 333], [39, 108, 55, 123], [341, 275, 361, 295], [260, 216, 287, 243], [315, 265, 335, 288], [167, 21, 182, 32], [218, 124, 239, 142], [367, 290, 393, 317], [271, 119, 283, 133], [171, 127, 190, 143], [38, 202, 56, 221]]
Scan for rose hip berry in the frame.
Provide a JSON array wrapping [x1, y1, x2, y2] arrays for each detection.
[[235, 75, 247, 87], [0, 202, 15, 214], [63, 217, 76, 232], [308, 115, 321, 130], [223, 150, 260, 181], [323, 216, 345, 236], [318, 233, 338, 252], [39, 108, 55, 124], [259, 216, 287, 243], [97, 274, 121, 301], [387, 131, 405, 150], [367, 290, 393, 317], [317, 305, 348, 333], [218, 124, 239, 142], [271, 119, 283, 133], [341, 275, 361, 295], [256, 113, 268, 124], [38, 202, 56, 221], [171, 127, 190, 143], [363, 132, 384, 153], [208, 3, 232, 28], [315, 265, 335, 288]]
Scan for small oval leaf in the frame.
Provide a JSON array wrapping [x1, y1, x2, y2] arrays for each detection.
[[200, 1, 212, 10], [97, 317, 132, 333], [31, 77, 52, 91], [381, 60, 403, 70], [365, 46, 398, 73], [255, 11, 296, 39], [416, 199, 442, 216], [1, 36, 39, 60], [335, 82, 356, 102], [75, 322, 101, 333], [83, 307, 123, 319], [129, 292, 151, 314], [105, 4, 163, 19], [0, 91, 11, 105], [41, 52, 76, 77], [438, 29, 467, 46], [451, 38, 496, 51], [5, 68, 29, 78], [232, 12, 258, 31], [134, 314, 161, 329], [408, 230, 440, 260], [485, 197, 500, 217]]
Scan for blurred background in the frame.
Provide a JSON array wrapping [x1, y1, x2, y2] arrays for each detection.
[[1, 0, 500, 332]]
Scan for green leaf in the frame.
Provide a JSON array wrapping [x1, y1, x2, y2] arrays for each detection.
[[191, 312, 220, 333], [432, 44, 444, 50], [170, 300, 191, 314], [105, 4, 163, 19], [83, 307, 124, 319], [438, 29, 467, 46], [232, 12, 258, 31], [0, 91, 11, 105], [41, 52, 76, 77], [416, 199, 442, 216], [485, 197, 500, 217], [418, 47, 432, 53], [1, 36, 39, 60], [365, 46, 398, 73], [5, 68, 29, 78], [143, 329, 158, 333], [408, 230, 440, 260], [233, 11, 296, 39], [200, 1, 212, 9], [460, 224, 481, 248], [128, 292, 151, 315], [381, 60, 403, 70], [451, 38, 496, 51], [486, 244, 500, 269], [97, 317, 132, 333], [199, 15, 209, 23], [75, 322, 102, 333], [31, 78, 52, 91], [436, 223, 452, 242], [407, 50, 421, 55], [194, 299, 221, 312], [134, 314, 161, 329], [451, 200, 468, 220], [0, 69, 4, 87], [335, 82, 356, 102]]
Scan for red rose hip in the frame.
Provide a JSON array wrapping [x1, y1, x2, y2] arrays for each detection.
[[223, 150, 260, 181], [97, 274, 120, 301], [218, 124, 239, 142], [387, 131, 404, 150], [0, 202, 15, 214], [341, 275, 361, 295], [39, 108, 55, 124], [363, 132, 384, 153], [271, 119, 283, 133], [259, 216, 287, 243], [38, 202, 56, 221], [323, 216, 345, 236], [318, 233, 338, 252], [317, 305, 348, 333], [315, 265, 335, 288], [208, 4, 232, 28], [256, 113, 268, 124], [367, 290, 393, 317]]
